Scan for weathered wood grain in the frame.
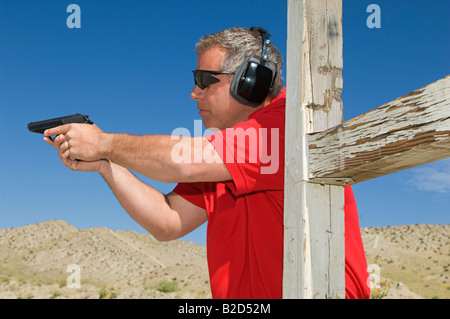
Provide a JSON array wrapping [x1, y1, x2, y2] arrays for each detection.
[[284, 0, 345, 299], [308, 75, 450, 185]]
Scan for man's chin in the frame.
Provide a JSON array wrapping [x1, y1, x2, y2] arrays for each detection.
[[205, 126, 221, 132], [202, 118, 221, 132]]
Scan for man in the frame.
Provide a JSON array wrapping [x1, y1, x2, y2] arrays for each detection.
[[44, 27, 369, 299]]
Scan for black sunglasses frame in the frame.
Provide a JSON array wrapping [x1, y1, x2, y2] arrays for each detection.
[[192, 70, 235, 90]]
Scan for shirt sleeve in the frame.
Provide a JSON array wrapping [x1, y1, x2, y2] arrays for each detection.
[[344, 185, 370, 299], [206, 117, 284, 196], [172, 182, 206, 210]]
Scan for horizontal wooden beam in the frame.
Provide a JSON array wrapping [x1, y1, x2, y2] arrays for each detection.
[[308, 75, 450, 185]]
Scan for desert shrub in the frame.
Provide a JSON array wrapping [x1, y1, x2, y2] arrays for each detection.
[[370, 280, 392, 299], [98, 287, 118, 299], [156, 280, 179, 293]]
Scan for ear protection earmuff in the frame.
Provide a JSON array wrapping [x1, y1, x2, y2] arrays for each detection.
[[229, 27, 277, 107]]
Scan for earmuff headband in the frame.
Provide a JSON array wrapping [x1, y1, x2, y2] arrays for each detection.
[[229, 27, 276, 107]]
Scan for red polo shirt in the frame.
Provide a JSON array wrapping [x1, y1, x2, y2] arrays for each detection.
[[173, 89, 369, 299]]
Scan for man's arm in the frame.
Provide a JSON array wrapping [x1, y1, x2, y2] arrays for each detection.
[[45, 134, 208, 241], [44, 124, 231, 183], [99, 162, 208, 241], [103, 132, 230, 183]]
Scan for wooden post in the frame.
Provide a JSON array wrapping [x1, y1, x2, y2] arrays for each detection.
[[283, 0, 450, 299], [284, 0, 345, 298]]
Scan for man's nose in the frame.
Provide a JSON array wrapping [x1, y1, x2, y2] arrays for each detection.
[[190, 85, 206, 101]]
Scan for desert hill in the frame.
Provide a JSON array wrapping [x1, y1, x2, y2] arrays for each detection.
[[361, 224, 449, 299], [0, 220, 448, 299], [0, 220, 210, 299]]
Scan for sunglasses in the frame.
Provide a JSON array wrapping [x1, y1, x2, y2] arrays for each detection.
[[192, 70, 235, 90]]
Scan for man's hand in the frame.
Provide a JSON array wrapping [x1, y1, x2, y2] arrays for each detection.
[[44, 123, 110, 162], [44, 130, 109, 173]]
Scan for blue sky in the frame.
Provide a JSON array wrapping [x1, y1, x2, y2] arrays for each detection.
[[0, 0, 448, 246]]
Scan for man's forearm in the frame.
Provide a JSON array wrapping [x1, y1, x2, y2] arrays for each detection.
[[99, 132, 229, 183], [98, 161, 180, 241], [99, 133, 183, 182]]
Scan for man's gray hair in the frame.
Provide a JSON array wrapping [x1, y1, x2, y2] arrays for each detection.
[[195, 26, 284, 99]]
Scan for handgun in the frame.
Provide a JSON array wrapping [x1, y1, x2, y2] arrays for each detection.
[[27, 113, 93, 140]]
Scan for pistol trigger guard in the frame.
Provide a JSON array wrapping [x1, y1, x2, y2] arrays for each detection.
[[49, 134, 61, 142], [49, 134, 62, 142]]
